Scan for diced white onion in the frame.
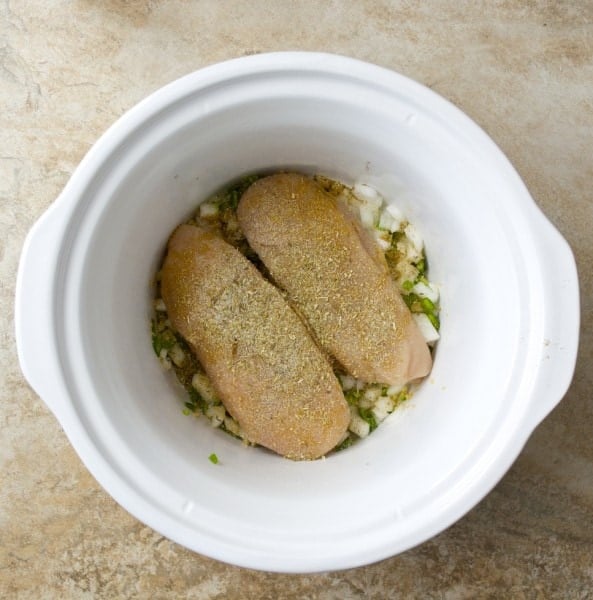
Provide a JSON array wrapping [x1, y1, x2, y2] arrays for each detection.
[[348, 408, 371, 438], [379, 208, 403, 232], [387, 384, 403, 396], [354, 378, 366, 391], [385, 202, 405, 222], [169, 343, 186, 367], [363, 387, 381, 402], [158, 349, 171, 370], [378, 211, 394, 231], [413, 313, 440, 344], [154, 298, 167, 312], [353, 183, 381, 207], [396, 261, 420, 288], [339, 374, 356, 391], [206, 404, 225, 427], [404, 223, 424, 254], [191, 372, 217, 402], [224, 416, 241, 436], [374, 229, 392, 249], [372, 396, 395, 423], [397, 236, 422, 263], [412, 281, 440, 303], [358, 397, 374, 409], [199, 202, 219, 218], [358, 204, 377, 229]]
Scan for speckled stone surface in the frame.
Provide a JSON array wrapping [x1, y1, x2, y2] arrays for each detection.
[[2, 1, 592, 597]]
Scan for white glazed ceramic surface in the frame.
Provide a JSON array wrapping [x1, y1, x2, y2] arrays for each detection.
[[15, 53, 579, 573]]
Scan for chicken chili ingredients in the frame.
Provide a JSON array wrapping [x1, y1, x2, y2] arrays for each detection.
[[151, 173, 440, 458]]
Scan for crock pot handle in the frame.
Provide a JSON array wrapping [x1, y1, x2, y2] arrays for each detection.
[[15, 199, 70, 419], [528, 215, 580, 427]]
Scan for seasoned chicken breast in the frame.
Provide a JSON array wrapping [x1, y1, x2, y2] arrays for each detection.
[[160, 224, 350, 460], [237, 173, 432, 387]]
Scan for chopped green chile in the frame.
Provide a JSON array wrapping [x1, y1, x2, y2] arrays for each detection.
[[421, 297, 436, 312]]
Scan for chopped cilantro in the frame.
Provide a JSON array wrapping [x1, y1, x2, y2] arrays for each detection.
[[218, 174, 261, 211], [390, 230, 405, 246], [402, 292, 422, 312], [151, 320, 176, 356], [416, 257, 426, 274], [187, 387, 207, 414], [344, 388, 362, 405], [335, 435, 355, 452], [392, 388, 410, 409], [208, 453, 219, 464]]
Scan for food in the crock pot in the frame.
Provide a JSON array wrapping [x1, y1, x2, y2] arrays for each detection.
[[151, 173, 440, 455], [237, 173, 432, 387], [160, 224, 350, 460]]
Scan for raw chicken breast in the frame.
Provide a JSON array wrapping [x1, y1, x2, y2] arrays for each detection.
[[160, 224, 350, 460], [237, 173, 432, 387]]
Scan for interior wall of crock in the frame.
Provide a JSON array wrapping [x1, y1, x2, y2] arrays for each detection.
[[71, 96, 524, 504]]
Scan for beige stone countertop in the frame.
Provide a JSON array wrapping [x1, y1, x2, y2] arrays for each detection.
[[2, 1, 592, 598]]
